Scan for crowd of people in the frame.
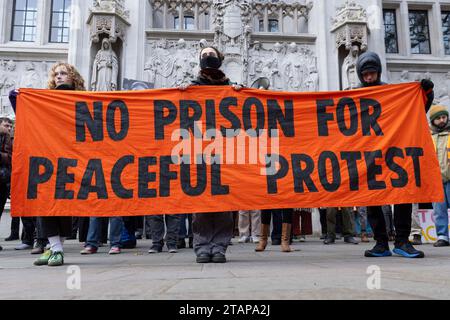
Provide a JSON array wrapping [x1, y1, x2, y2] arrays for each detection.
[[0, 44, 448, 268]]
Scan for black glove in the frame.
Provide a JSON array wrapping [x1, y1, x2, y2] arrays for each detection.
[[421, 79, 434, 92]]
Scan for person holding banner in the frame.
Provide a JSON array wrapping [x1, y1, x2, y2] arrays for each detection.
[[0, 117, 13, 252], [356, 51, 434, 258], [180, 46, 241, 263], [10, 62, 86, 266], [429, 105, 450, 247]]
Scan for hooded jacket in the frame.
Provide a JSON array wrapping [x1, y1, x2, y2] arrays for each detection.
[[431, 122, 450, 182], [356, 52, 387, 87], [356, 51, 434, 113]]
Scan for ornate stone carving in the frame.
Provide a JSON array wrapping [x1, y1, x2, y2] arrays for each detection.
[[330, 0, 368, 50], [0, 60, 50, 116], [213, 0, 252, 84], [247, 41, 318, 91], [145, 0, 318, 90], [145, 38, 203, 88], [88, 0, 130, 43], [91, 0, 129, 21]]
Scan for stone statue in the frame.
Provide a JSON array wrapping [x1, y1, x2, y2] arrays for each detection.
[[248, 41, 264, 82], [446, 72, 450, 98], [0, 60, 17, 95], [154, 39, 175, 88], [305, 65, 319, 91], [284, 43, 303, 91], [91, 38, 119, 91], [19, 62, 42, 88], [271, 42, 285, 90], [399, 70, 409, 83], [341, 45, 359, 90], [173, 39, 193, 86]]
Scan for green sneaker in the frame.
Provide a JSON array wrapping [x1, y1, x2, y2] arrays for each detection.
[[48, 251, 64, 267], [33, 250, 52, 266]]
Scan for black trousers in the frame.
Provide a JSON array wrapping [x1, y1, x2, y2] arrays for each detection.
[[39, 217, 72, 238], [20, 217, 36, 245], [0, 182, 8, 220], [367, 204, 412, 244]]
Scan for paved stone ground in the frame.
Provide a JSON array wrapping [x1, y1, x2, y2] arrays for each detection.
[[1, 209, 450, 300]]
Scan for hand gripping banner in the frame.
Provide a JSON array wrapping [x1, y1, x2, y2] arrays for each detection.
[[11, 82, 443, 217]]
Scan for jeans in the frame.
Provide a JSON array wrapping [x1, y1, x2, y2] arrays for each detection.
[[149, 214, 181, 248], [432, 182, 450, 241], [86, 217, 124, 249]]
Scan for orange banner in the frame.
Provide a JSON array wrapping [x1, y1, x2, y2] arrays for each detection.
[[11, 83, 443, 217]]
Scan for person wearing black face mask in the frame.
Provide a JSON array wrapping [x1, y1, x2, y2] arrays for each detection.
[[179, 46, 242, 90], [179, 47, 240, 263], [355, 52, 434, 259]]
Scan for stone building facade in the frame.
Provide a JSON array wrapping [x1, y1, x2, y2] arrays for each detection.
[[0, 0, 449, 119]]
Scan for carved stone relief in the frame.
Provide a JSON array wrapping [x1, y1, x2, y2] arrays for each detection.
[[0, 60, 51, 116]]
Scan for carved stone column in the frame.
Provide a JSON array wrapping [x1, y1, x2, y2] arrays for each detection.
[[330, 1, 369, 51], [212, 0, 252, 85], [87, 0, 131, 44]]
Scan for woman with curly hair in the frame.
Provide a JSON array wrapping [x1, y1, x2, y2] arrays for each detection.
[[9, 62, 86, 266]]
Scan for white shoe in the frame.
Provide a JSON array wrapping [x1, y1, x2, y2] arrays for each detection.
[[251, 236, 260, 243], [15, 243, 32, 250], [238, 236, 249, 243], [299, 235, 306, 242]]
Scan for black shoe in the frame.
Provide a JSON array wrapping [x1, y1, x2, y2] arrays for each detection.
[[433, 239, 450, 247], [344, 236, 359, 244], [122, 240, 137, 249], [393, 242, 424, 258], [323, 236, 335, 245], [135, 233, 142, 240], [271, 239, 281, 245], [0, 245, 3, 251], [365, 242, 392, 257], [177, 239, 186, 249], [196, 253, 211, 263], [188, 237, 193, 249], [5, 234, 19, 241], [148, 245, 163, 253], [411, 234, 422, 245], [211, 252, 226, 263]]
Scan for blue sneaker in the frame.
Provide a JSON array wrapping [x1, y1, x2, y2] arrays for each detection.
[[393, 242, 424, 258], [364, 242, 392, 257]]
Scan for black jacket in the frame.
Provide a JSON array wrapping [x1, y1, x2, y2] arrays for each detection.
[[356, 51, 434, 113]]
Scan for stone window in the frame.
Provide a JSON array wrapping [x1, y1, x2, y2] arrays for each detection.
[[11, 0, 38, 42], [442, 11, 450, 55], [258, 19, 279, 32], [174, 16, 195, 30], [383, 9, 398, 54], [409, 10, 431, 54], [49, 0, 71, 43], [268, 19, 279, 32]]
